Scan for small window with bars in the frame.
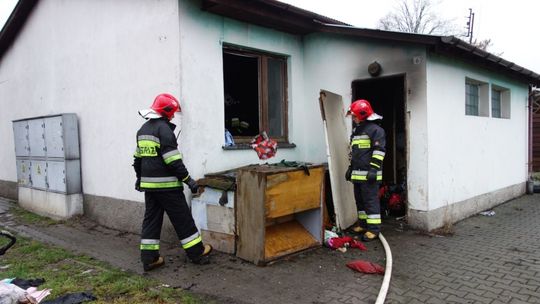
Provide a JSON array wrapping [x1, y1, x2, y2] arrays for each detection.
[[491, 89, 502, 118], [466, 82, 479, 116]]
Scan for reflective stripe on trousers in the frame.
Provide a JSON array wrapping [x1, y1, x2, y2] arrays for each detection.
[[351, 170, 382, 181], [140, 176, 182, 189], [140, 239, 160, 250]]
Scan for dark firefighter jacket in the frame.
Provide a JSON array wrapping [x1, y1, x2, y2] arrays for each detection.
[[350, 121, 386, 183], [133, 118, 190, 191]]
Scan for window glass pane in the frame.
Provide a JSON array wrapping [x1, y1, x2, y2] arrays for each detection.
[[223, 52, 260, 137], [466, 83, 479, 116], [491, 89, 501, 118], [267, 57, 284, 137]]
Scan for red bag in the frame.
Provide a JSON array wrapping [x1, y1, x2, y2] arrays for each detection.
[[250, 132, 277, 160], [346, 260, 385, 274]]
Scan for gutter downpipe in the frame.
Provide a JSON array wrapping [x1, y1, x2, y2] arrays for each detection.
[[527, 85, 534, 194]]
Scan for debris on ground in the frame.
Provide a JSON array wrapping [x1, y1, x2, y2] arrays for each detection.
[[41, 291, 97, 304], [479, 210, 496, 216], [0, 280, 51, 304]]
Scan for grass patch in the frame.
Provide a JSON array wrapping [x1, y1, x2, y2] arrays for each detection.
[[0, 234, 207, 304], [9, 206, 61, 226]]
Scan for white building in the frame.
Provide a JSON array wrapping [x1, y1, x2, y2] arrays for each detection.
[[0, 0, 538, 233]]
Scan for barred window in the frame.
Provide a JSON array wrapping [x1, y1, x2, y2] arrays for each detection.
[[466, 82, 479, 116]]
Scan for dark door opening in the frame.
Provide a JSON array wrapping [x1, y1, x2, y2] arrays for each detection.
[[352, 75, 407, 216]]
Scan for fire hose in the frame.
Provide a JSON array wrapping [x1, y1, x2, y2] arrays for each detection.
[[0, 230, 16, 256], [375, 233, 393, 304]]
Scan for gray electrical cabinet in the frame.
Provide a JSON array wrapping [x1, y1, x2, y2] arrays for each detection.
[[13, 114, 82, 195]]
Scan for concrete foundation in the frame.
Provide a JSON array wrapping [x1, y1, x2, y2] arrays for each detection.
[[18, 187, 83, 220], [408, 182, 526, 231], [83, 194, 179, 243], [0, 180, 18, 201]]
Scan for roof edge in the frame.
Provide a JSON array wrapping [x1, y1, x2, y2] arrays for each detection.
[[439, 35, 540, 86]]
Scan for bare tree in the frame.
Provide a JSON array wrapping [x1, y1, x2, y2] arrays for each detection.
[[471, 38, 503, 56], [378, 0, 458, 35]]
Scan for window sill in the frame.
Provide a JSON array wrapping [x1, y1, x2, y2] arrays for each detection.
[[222, 143, 296, 150]]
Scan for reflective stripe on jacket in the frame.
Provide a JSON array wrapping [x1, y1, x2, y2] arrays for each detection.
[[349, 121, 386, 183], [133, 118, 190, 191]]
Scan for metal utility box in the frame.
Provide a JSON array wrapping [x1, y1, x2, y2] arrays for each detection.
[[29, 160, 47, 190], [28, 119, 46, 158], [13, 121, 30, 157], [12, 114, 83, 219], [235, 165, 324, 265], [46, 160, 82, 194], [44, 115, 80, 159], [16, 160, 31, 187]]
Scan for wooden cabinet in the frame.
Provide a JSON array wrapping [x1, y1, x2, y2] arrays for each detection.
[[236, 165, 324, 265]]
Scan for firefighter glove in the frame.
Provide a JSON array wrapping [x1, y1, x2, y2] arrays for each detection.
[[366, 168, 378, 183], [135, 178, 142, 192], [345, 166, 352, 181], [186, 178, 199, 194]]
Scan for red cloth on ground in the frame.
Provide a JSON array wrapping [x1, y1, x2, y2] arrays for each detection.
[[346, 260, 385, 274], [327, 237, 367, 251], [349, 240, 367, 251], [327, 236, 353, 249]]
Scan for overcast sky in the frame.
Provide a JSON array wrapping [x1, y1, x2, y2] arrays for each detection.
[[277, 0, 540, 73], [1, 0, 539, 73], [0, 0, 17, 31]]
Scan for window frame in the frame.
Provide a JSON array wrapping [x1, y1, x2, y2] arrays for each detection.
[[465, 78, 489, 117], [466, 81, 479, 116], [222, 45, 289, 144], [491, 88, 502, 118], [491, 84, 511, 119]]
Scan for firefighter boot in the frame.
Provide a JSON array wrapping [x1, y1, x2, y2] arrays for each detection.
[[361, 231, 379, 242], [352, 226, 366, 234], [143, 256, 165, 272], [191, 244, 213, 265]]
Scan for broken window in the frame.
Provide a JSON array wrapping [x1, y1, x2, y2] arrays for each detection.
[[223, 46, 288, 143]]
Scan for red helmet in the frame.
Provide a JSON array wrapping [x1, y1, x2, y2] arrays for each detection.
[[151, 93, 181, 120], [347, 99, 374, 121]]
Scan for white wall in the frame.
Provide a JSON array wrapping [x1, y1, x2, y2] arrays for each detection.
[[302, 34, 430, 211], [0, 0, 181, 202], [1, 0, 528, 215], [426, 53, 529, 210], [177, 0, 308, 176]]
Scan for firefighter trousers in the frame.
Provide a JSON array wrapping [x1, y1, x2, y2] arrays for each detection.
[[140, 189, 203, 264], [353, 182, 381, 233]]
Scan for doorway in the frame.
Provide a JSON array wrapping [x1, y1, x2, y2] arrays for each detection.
[[352, 75, 407, 216]]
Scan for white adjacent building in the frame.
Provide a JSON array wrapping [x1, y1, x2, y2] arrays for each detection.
[[0, 0, 538, 233]]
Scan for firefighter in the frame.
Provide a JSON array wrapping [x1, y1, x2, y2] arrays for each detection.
[[345, 99, 386, 242], [133, 93, 212, 271]]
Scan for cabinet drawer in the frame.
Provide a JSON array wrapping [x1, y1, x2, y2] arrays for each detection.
[[265, 167, 323, 219]]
